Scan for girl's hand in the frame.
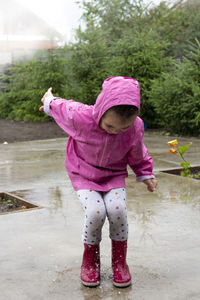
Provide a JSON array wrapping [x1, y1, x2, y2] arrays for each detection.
[[144, 178, 157, 192], [39, 87, 53, 111]]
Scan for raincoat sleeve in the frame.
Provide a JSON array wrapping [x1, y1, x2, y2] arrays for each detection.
[[43, 96, 78, 137], [127, 120, 155, 182]]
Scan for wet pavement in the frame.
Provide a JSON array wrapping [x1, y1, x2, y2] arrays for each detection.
[[0, 133, 200, 300]]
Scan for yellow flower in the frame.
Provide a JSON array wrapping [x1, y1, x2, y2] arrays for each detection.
[[169, 148, 178, 154], [168, 139, 178, 147]]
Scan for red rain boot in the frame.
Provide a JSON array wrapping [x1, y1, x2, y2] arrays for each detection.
[[81, 243, 100, 287], [112, 240, 132, 287]]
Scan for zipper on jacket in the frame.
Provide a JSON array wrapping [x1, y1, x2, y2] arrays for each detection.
[[99, 134, 108, 166]]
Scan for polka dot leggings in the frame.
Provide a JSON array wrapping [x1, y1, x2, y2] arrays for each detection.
[[77, 188, 128, 245]]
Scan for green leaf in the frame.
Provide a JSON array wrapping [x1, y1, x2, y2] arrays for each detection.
[[178, 142, 192, 156], [180, 161, 190, 168]]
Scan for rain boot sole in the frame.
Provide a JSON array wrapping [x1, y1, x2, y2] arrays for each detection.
[[81, 279, 100, 287], [113, 280, 132, 288]]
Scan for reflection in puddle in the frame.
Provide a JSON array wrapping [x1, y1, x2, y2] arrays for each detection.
[[136, 209, 156, 245], [159, 177, 200, 211], [49, 186, 63, 210], [169, 190, 179, 203]]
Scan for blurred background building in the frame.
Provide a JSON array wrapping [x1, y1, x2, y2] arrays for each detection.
[[0, 0, 65, 72]]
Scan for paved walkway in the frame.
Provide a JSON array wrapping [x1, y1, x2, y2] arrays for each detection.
[[0, 133, 200, 300]]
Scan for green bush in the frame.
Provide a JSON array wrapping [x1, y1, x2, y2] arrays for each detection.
[[63, 26, 110, 104], [149, 40, 200, 135], [105, 29, 170, 127], [0, 49, 68, 121]]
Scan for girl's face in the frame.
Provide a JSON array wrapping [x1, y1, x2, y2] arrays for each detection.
[[100, 110, 137, 134]]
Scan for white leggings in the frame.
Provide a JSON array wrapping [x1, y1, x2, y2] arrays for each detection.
[[77, 188, 128, 245]]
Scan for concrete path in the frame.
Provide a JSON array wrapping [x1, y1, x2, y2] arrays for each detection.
[[0, 133, 200, 300]]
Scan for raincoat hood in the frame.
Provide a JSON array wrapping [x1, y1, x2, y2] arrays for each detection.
[[93, 76, 140, 125]]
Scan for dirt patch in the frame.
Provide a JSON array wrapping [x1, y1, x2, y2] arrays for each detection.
[[161, 166, 200, 180], [0, 195, 26, 213], [0, 192, 39, 214], [191, 168, 200, 180], [0, 118, 67, 143]]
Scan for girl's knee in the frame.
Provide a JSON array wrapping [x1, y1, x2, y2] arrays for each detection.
[[107, 204, 127, 221], [86, 207, 106, 224]]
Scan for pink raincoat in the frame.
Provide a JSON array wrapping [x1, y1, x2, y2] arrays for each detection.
[[44, 76, 154, 191]]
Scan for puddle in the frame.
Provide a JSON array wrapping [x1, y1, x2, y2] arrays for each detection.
[[0, 137, 200, 299]]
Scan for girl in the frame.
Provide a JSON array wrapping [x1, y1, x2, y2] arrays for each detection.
[[39, 76, 157, 288]]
